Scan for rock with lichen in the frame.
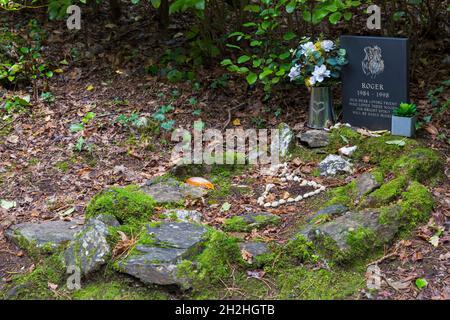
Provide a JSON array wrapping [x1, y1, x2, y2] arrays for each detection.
[[298, 130, 330, 148], [142, 178, 207, 204], [64, 215, 119, 276], [118, 222, 208, 288], [318, 155, 353, 176], [6, 219, 84, 253]]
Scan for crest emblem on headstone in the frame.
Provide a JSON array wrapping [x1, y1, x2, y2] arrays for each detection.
[[362, 46, 385, 78]]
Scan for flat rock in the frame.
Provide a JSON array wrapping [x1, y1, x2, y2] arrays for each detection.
[[142, 178, 207, 203], [64, 215, 118, 276], [239, 242, 270, 264], [163, 209, 202, 223], [225, 212, 281, 232], [170, 164, 212, 178], [6, 219, 84, 252], [118, 222, 207, 287], [307, 204, 348, 222], [298, 130, 330, 148], [318, 155, 353, 176], [301, 209, 399, 260], [356, 173, 381, 197]]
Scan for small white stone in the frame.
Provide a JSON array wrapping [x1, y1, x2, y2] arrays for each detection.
[[300, 181, 307, 187], [266, 184, 274, 192], [281, 178, 287, 182], [271, 201, 279, 207], [295, 195, 303, 202], [293, 176, 299, 182], [287, 198, 295, 203], [264, 203, 271, 208], [313, 190, 320, 195], [303, 193, 310, 198], [286, 176, 292, 181], [279, 199, 286, 205], [320, 186, 326, 191]]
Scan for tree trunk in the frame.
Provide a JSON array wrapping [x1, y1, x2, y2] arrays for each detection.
[[159, 0, 170, 29], [109, 0, 122, 22]]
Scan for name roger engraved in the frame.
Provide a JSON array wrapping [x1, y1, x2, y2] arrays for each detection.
[[361, 82, 384, 90]]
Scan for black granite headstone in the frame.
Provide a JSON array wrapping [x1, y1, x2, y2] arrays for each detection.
[[341, 35, 409, 131]]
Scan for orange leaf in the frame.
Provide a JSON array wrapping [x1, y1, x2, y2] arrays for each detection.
[[185, 177, 215, 190]]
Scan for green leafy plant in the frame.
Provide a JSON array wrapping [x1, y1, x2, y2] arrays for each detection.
[[115, 113, 140, 128], [70, 112, 96, 153], [415, 278, 428, 290], [393, 103, 417, 118], [40, 91, 55, 104], [0, 95, 31, 114], [152, 104, 176, 131]]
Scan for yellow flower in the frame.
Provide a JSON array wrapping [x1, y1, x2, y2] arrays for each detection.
[[305, 78, 312, 87], [314, 42, 322, 50]]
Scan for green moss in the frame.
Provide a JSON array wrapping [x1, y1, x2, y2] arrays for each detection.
[[55, 161, 70, 172], [361, 176, 407, 208], [355, 135, 418, 167], [323, 180, 357, 208], [327, 127, 363, 153], [346, 227, 378, 258], [371, 169, 385, 184], [3, 254, 66, 300], [277, 266, 365, 300], [72, 279, 167, 300], [86, 185, 156, 224], [177, 229, 242, 288], [289, 145, 325, 163], [392, 147, 443, 183], [379, 182, 434, 233], [223, 214, 280, 232]]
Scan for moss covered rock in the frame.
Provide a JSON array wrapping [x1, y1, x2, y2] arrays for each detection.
[[5, 219, 84, 255], [86, 185, 156, 224], [392, 147, 443, 183], [64, 215, 119, 276], [301, 209, 399, 263], [117, 222, 208, 288]]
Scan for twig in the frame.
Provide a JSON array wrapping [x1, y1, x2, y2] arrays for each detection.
[[222, 103, 247, 130], [367, 251, 399, 266]]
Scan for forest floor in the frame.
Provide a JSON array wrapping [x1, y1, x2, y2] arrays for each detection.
[[0, 7, 449, 300]]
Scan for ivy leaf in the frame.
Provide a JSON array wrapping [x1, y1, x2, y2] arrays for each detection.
[[329, 12, 342, 24], [237, 55, 251, 64], [161, 120, 175, 131], [246, 72, 257, 85], [70, 123, 84, 133], [415, 278, 428, 290], [220, 202, 231, 212], [385, 140, 406, 147]]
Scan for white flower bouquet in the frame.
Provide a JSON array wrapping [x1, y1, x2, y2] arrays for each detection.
[[289, 38, 348, 87]]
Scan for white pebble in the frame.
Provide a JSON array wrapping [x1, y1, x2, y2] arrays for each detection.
[[279, 199, 286, 205], [281, 178, 287, 182], [264, 203, 271, 208], [300, 181, 307, 187], [287, 198, 295, 203], [293, 176, 299, 182], [295, 195, 303, 202], [320, 186, 326, 191], [265, 184, 274, 192], [271, 201, 279, 208]]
